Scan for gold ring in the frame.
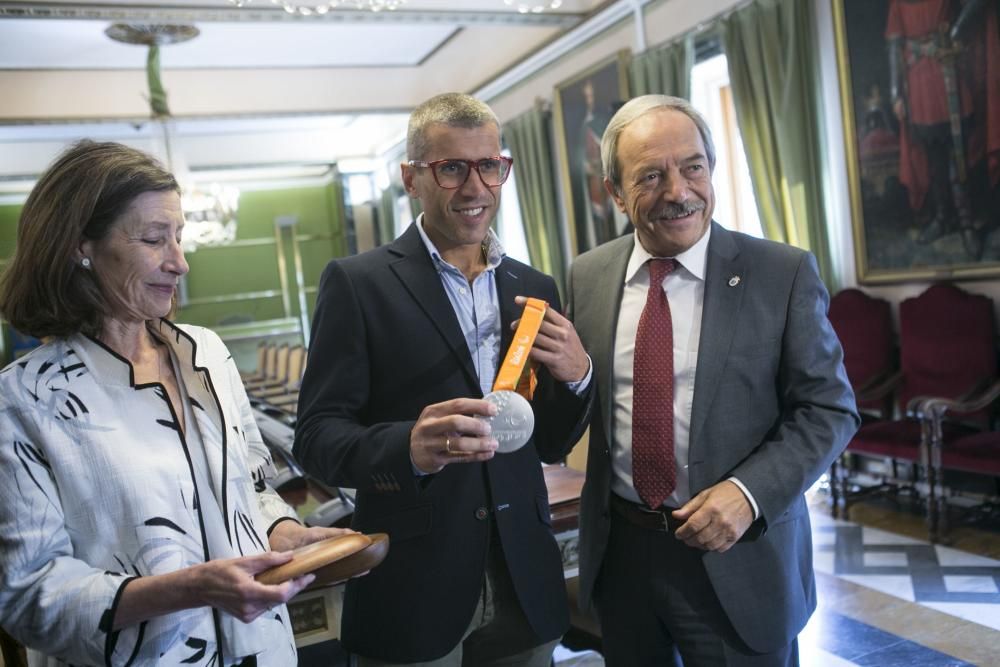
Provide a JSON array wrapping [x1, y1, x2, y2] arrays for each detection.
[[445, 437, 452, 454]]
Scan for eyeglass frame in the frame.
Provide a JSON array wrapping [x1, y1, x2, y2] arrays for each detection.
[[407, 155, 514, 189]]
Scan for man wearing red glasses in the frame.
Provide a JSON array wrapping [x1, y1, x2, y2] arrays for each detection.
[[295, 92, 593, 666]]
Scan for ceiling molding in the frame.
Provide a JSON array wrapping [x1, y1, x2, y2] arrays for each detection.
[[473, 0, 649, 102], [0, 2, 583, 25]]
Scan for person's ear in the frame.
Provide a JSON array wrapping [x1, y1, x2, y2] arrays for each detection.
[[401, 162, 419, 198], [605, 178, 627, 214], [76, 239, 95, 269]]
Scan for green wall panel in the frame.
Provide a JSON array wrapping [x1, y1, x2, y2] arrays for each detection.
[[177, 297, 286, 328], [237, 183, 344, 240], [179, 181, 346, 331], [0, 203, 22, 260], [299, 239, 337, 287], [184, 243, 281, 297]]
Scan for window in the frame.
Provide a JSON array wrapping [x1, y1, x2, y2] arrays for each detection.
[[495, 148, 531, 265], [690, 53, 763, 239]]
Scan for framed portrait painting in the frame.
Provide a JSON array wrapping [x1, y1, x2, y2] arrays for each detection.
[[553, 50, 631, 256], [833, 0, 1000, 283]]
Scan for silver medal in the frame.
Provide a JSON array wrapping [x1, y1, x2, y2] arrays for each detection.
[[479, 390, 534, 453]]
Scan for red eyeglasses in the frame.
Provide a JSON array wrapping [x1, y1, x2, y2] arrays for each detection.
[[407, 156, 514, 189]]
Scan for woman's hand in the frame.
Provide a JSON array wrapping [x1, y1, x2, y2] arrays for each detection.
[[267, 520, 357, 552], [113, 550, 314, 629], [187, 551, 314, 623]]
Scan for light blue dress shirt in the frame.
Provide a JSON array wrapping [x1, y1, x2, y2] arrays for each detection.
[[416, 217, 504, 397]]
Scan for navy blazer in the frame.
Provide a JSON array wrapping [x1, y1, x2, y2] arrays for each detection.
[[294, 223, 593, 662]]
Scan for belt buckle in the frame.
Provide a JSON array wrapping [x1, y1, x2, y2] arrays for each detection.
[[635, 503, 671, 532], [643, 504, 673, 532]]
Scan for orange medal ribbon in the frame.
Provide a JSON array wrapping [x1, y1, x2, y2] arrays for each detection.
[[494, 297, 548, 400]]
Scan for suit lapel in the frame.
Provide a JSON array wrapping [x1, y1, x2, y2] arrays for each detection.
[[495, 259, 526, 376], [388, 224, 480, 391], [591, 236, 633, 446], [690, 223, 746, 452]]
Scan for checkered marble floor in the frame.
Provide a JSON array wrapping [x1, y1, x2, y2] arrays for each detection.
[[812, 512, 1000, 632], [555, 506, 1000, 666]]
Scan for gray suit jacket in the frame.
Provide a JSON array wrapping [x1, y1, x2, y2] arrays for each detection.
[[568, 222, 859, 653]]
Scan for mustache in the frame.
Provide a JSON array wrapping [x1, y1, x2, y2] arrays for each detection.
[[654, 200, 706, 219]]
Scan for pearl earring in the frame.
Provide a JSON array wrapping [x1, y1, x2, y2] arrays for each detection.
[[81, 257, 91, 268]]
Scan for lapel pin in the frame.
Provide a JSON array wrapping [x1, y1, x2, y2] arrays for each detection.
[[728, 275, 741, 287]]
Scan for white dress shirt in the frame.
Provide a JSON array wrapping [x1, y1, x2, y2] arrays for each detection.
[[610, 228, 758, 517]]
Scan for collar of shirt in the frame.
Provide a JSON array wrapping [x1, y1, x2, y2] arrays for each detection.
[[623, 224, 712, 285], [416, 213, 506, 273]]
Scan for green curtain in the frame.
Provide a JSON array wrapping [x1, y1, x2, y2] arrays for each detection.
[[629, 34, 695, 99], [377, 186, 397, 246], [722, 0, 836, 288], [503, 106, 567, 291], [325, 177, 350, 258]]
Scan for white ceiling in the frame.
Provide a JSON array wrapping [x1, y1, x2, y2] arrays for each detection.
[[0, 19, 460, 69], [0, 0, 610, 177], [0, 0, 599, 71]]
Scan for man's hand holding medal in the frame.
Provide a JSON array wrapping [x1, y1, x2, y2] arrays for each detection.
[[409, 296, 590, 473]]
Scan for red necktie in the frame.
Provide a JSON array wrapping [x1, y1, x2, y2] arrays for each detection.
[[632, 258, 676, 509]]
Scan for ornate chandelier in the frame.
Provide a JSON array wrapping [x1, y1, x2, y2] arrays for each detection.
[[227, 0, 406, 16], [105, 23, 240, 251], [223, 0, 568, 17], [503, 0, 562, 13]]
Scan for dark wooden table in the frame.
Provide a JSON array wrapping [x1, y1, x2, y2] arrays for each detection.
[[543, 464, 585, 534]]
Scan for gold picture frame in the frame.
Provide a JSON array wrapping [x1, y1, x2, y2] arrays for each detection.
[[553, 49, 632, 257], [833, 0, 1000, 283]]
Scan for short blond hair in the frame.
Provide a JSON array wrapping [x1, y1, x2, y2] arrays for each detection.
[[406, 93, 501, 160]]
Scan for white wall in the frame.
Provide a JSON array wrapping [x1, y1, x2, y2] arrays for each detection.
[[488, 0, 743, 122]]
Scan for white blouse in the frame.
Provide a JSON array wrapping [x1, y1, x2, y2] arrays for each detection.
[[0, 320, 299, 666]]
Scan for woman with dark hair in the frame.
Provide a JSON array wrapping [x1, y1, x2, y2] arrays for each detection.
[[0, 140, 348, 666]]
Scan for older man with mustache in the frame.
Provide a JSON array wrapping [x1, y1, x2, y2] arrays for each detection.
[[567, 95, 859, 666]]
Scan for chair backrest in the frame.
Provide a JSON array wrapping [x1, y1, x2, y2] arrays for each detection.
[[899, 284, 997, 423], [273, 344, 291, 383], [829, 288, 895, 395], [286, 345, 307, 388], [263, 343, 279, 380], [255, 342, 268, 374]]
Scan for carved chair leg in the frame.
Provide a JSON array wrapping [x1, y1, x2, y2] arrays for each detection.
[[926, 462, 939, 543], [839, 454, 853, 521], [830, 459, 840, 519]]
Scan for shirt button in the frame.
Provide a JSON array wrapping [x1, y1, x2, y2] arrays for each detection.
[[474, 507, 489, 521], [459, 287, 467, 295]]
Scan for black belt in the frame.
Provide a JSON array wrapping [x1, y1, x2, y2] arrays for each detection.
[[610, 493, 683, 532]]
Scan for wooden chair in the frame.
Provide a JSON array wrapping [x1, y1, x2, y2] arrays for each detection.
[[829, 288, 896, 420], [243, 343, 280, 391], [240, 342, 271, 382], [919, 380, 1000, 541], [246, 344, 290, 393], [845, 284, 996, 537], [827, 288, 898, 517], [253, 346, 306, 400]]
